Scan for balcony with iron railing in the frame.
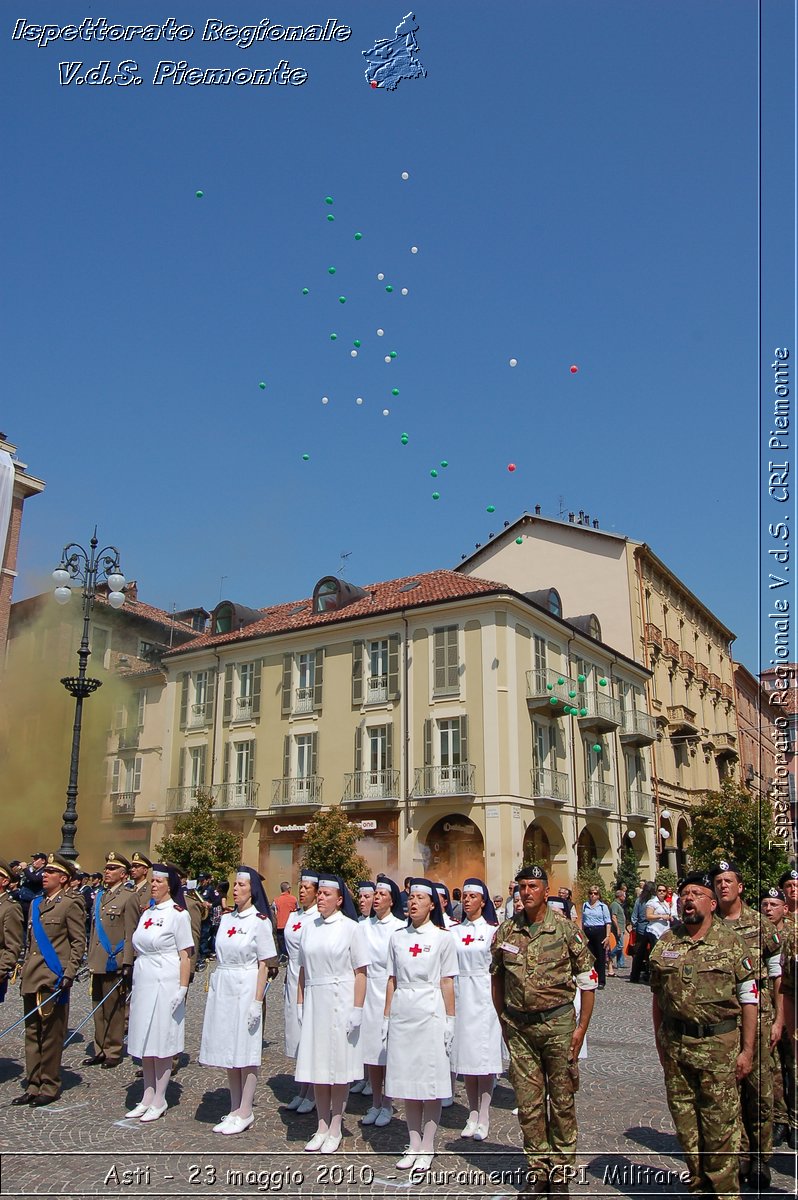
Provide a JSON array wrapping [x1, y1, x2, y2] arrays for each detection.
[[679, 651, 695, 674], [110, 791, 137, 815], [530, 766, 569, 804], [272, 775, 323, 807], [342, 769, 400, 804], [645, 623, 663, 650], [577, 692, 622, 732], [366, 675, 389, 705], [626, 789, 653, 819], [663, 638, 680, 660], [526, 668, 580, 713], [231, 695, 254, 723], [117, 727, 141, 751], [411, 764, 476, 798], [667, 704, 699, 736], [187, 702, 210, 730], [166, 782, 259, 814], [584, 780, 616, 811], [619, 708, 657, 745], [293, 686, 314, 715]]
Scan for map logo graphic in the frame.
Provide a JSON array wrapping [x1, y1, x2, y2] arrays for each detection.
[[362, 12, 427, 91]]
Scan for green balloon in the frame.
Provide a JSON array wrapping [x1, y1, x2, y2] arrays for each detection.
[[327, 214, 335, 222], [577, 673, 586, 683], [432, 492, 440, 500], [353, 339, 361, 347], [568, 690, 576, 698], [339, 296, 346, 303], [195, 190, 204, 198], [546, 684, 553, 691], [325, 196, 334, 205], [391, 388, 399, 396], [557, 678, 565, 686], [515, 537, 523, 544], [599, 678, 607, 686], [549, 697, 558, 705], [430, 469, 438, 478], [563, 706, 570, 715], [302, 454, 310, 461], [401, 434, 409, 445], [354, 232, 362, 240], [390, 351, 398, 358], [328, 267, 336, 274], [592, 743, 602, 753], [302, 288, 309, 295], [440, 460, 448, 468], [385, 285, 393, 293], [580, 707, 588, 717], [487, 505, 495, 513], [258, 382, 266, 390], [330, 333, 337, 340]]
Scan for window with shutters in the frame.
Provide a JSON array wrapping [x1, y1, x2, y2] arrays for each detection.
[[416, 715, 471, 795], [433, 626, 460, 697], [92, 626, 110, 667], [233, 660, 261, 722], [111, 756, 142, 795], [368, 640, 389, 703], [288, 649, 323, 714], [188, 745, 206, 789], [188, 669, 215, 729]]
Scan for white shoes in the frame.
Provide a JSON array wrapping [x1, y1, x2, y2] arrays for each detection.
[[125, 1103, 149, 1119], [362, 1081, 373, 1096], [320, 1133, 342, 1153], [396, 1149, 418, 1170], [213, 1114, 232, 1133], [461, 1116, 478, 1137], [282, 1094, 303, 1110], [374, 1106, 393, 1127], [473, 1123, 489, 1140], [139, 1102, 167, 1122], [414, 1154, 434, 1170], [349, 1079, 367, 1094], [361, 1106, 380, 1125], [304, 1131, 327, 1152], [296, 1097, 316, 1114], [222, 1113, 254, 1136]]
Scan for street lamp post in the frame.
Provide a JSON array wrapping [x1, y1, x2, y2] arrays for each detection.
[[52, 530, 126, 860]]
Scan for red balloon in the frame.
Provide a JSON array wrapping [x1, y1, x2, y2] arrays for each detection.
[[570, 365, 578, 374], [507, 463, 516, 472], [370, 81, 378, 89]]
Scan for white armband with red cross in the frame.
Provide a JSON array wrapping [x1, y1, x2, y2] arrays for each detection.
[[575, 967, 599, 991], [766, 953, 782, 979], [737, 978, 759, 1005]]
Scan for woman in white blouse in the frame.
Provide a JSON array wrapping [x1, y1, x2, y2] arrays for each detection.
[[450, 878, 503, 1141], [282, 870, 319, 1113], [384, 879, 458, 1171], [126, 864, 193, 1122], [295, 874, 370, 1154], [199, 867, 278, 1135], [359, 876, 405, 1127]]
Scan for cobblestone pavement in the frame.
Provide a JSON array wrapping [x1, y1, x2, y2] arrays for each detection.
[[0, 963, 795, 1198]]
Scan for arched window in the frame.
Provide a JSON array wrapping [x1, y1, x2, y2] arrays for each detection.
[[548, 589, 562, 618]]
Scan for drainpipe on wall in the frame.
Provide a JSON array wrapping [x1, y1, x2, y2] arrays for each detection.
[[212, 650, 222, 789], [636, 555, 661, 870], [567, 636, 580, 865], [402, 613, 411, 836]]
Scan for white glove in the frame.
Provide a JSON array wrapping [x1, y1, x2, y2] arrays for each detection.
[[381, 1018, 389, 1044], [170, 986, 188, 1016], [297, 1002, 303, 1026], [443, 1015, 455, 1053], [248, 1002, 262, 1033], [346, 1007, 363, 1036]]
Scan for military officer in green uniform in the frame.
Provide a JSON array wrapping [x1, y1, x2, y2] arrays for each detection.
[[128, 851, 152, 912], [13, 853, 86, 1106], [650, 870, 757, 1200], [778, 867, 798, 1150], [0, 859, 24, 999], [490, 865, 597, 1197], [83, 852, 140, 1069], [760, 885, 790, 1147], [711, 858, 782, 1189]]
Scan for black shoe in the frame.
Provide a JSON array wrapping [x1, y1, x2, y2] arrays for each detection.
[[30, 1094, 60, 1107], [100, 1058, 122, 1069], [746, 1161, 771, 1190], [10, 1094, 35, 1106], [738, 1159, 750, 1183], [598, 983, 605, 989], [773, 1122, 788, 1147], [83, 1052, 106, 1066]]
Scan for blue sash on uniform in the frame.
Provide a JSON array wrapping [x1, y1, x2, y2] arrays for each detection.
[[93, 889, 125, 973], [30, 896, 68, 1005]]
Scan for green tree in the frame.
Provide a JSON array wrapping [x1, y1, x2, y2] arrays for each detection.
[[300, 808, 371, 897], [686, 781, 791, 896], [155, 790, 241, 881], [575, 860, 610, 906], [614, 848, 641, 895], [654, 866, 678, 891]]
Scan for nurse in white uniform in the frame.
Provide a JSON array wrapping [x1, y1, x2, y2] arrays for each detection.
[[435, 883, 458, 929], [451, 877, 503, 1141], [359, 877, 405, 1128], [295, 875, 370, 1154], [199, 867, 279, 1135], [350, 881, 376, 1097], [282, 870, 319, 1113], [126, 864, 193, 1122], [384, 879, 458, 1171]]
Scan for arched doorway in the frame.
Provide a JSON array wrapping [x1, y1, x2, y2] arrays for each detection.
[[425, 815, 485, 890], [576, 828, 597, 872], [523, 823, 552, 875]]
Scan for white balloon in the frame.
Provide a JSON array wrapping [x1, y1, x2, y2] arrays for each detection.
[[410, 246, 418, 254], [401, 288, 409, 296], [509, 358, 518, 367], [321, 396, 329, 404], [384, 355, 391, 363], [401, 172, 409, 180], [382, 408, 390, 415], [376, 328, 384, 336], [377, 273, 384, 281], [356, 397, 363, 405], [350, 350, 358, 357]]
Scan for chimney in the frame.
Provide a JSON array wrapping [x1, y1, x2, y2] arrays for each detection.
[[593, 519, 599, 529], [568, 512, 575, 522], [534, 504, 541, 515], [125, 580, 138, 602]]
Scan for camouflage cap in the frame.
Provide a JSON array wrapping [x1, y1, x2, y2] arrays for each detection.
[[678, 870, 715, 894]]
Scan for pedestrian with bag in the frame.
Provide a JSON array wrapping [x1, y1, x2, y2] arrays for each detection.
[[580, 887, 612, 988]]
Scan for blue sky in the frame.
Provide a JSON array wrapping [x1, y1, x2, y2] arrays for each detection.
[[4, 1, 794, 673]]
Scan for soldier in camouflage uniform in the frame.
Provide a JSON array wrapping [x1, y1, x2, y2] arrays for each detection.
[[490, 865, 597, 1198], [649, 871, 757, 1200], [711, 859, 782, 1189], [759, 886, 790, 1146], [779, 867, 798, 1149]]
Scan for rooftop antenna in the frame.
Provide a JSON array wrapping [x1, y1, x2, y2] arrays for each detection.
[[169, 603, 176, 648], [338, 551, 352, 577], [557, 494, 567, 519], [218, 575, 228, 602]]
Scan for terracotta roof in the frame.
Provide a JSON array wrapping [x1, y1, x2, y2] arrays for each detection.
[[94, 592, 198, 640], [164, 570, 508, 657]]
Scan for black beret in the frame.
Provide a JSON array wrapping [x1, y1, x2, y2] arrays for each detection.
[[516, 864, 548, 884], [678, 871, 715, 894], [779, 868, 798, 887], [761, 887, 786, 902], [709, 859, 742, 880]]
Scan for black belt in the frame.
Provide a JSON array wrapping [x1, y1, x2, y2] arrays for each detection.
[[665, 1016, 737, 1039], [504, 1001, 573, 1026]]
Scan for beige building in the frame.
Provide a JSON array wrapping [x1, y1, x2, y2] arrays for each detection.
[[733, 662, 776, 801], [0, 435, 45, 661], [458, 512, 741, 876], [161, 569, 654, 897]]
